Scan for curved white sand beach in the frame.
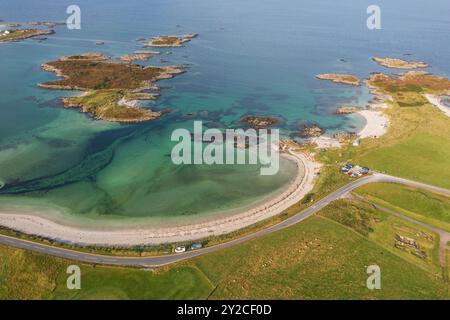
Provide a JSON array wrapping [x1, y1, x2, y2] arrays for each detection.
[[310, 107, 389, 150], [357, 109, 388, 139], [0, 150, 320, 246]]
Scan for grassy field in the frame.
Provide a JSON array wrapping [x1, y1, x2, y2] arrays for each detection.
[[51, 266, 213, 300], [195, 211, 445, 299], [0, 245, 213, 300], [355, 73, 450, 189], [357, 130, 450, 189], [355, 182, 450, 232], [1, 199, 447, 299], [319, 200, 441, 274]]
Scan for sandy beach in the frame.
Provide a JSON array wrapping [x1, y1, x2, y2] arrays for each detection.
[[357, 109, 388, 139], [425, 94, 450, 118], [0, 150, 320, 246], [310, 106, 389, 149]]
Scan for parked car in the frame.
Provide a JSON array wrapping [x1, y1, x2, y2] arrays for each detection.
[[190, 243, 203, 250], [360, 167, 370, 174], [341, 164, 354, 172], [174, 246, 186, 253], [354, 171, 363, 177]]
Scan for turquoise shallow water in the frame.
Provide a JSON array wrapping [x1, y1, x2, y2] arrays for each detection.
[[0, 0, 449, 226]]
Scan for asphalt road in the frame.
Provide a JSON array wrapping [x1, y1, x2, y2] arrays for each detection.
[[0, 173, 449, 267]]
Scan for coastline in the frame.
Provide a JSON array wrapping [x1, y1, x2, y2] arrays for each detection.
[[37, 54, 185, 123], [0, 150, 321, 246], [425, 94, 450, 118], [311, 103, 389, 149]]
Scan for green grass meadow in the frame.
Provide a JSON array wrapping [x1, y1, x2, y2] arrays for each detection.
[[355, 182, 450, 232]]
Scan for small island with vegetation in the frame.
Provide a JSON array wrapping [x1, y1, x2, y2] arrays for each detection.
[[134, 50, 161, 55], [336, 106, 361, 114], [372, 57, 429, 69], [367, 71, 450, 107], [119, 54, 150, 62], [39, 52, 185, 122], [29, 21, 65, 28], [0, 28, 54, 42], [143, 34, 198, 47], [0, 23, 21, 27], [316, 73, 360, 86]]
